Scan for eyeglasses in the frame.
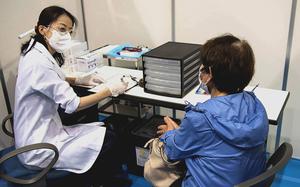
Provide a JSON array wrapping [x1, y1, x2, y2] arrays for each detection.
[[48, 25, 74, 35]]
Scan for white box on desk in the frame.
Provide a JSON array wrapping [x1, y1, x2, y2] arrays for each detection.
[[76, 48, 105, 72], [76, 57, 98, 72]]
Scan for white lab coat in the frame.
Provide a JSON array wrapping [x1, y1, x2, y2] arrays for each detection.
[[14, 39, 106, 174]]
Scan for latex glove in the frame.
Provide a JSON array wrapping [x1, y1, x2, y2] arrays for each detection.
[[104, 80, 129, 97], [75, 73, 105, 86]]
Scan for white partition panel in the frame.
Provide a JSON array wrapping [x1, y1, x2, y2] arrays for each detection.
[[83, 0, 172, 50], [175, 0, 292, 89]]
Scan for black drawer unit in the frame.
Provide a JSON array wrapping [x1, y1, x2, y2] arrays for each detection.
[[142, 42, 202, 98]]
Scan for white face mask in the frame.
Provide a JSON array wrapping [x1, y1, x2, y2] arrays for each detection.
[[197, 67, 211, 94], [47, 30, 71, 53]]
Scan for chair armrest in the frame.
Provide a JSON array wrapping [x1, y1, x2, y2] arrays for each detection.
[[234, 142, 293, 187], [234, 170, 276, 187], [0, 143, 59, 185], [2, 113, 13, 138]]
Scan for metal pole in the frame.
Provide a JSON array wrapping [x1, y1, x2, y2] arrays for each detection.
[[171, 0, 176, 41], [276, 0, 297, 149], [80, 0, 89, 47]]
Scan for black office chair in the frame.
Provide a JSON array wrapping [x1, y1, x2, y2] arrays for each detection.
[[1, 113, 13, 138], [0, 141, 59, 187], [0, 114, 83, 187], [234, 142, 293, 187], [0, 65, 14, 139]]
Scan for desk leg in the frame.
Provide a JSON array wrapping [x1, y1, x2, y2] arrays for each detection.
[[112, 98, 116, 113], [135, 60, 138, 70], [172, 109, 176, 119], [137, 102, 142, 118], [108, 58, 112, 66], [155, 106, 160, 115], [275, 114, 283, 149]]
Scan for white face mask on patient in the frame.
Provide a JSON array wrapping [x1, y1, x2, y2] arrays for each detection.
[[198, 66, 212, 95], [47, 30, 71, 53]]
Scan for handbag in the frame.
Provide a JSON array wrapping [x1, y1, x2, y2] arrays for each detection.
[[144, 138, 185, 187]]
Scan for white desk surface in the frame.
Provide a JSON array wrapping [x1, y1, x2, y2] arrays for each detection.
[[90, 66, 289, 124]]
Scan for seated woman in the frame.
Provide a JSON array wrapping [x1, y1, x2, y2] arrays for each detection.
[[14, 6, 129, 186], [158, 34, 269, 187]]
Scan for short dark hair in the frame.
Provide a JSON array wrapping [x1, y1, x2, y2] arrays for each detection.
[[201, 34, 255, 94], [21, 6, 77, 65]]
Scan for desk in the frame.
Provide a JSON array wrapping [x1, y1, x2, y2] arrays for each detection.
[[93, 66, 289, 124], [92, 66, 290, 149]]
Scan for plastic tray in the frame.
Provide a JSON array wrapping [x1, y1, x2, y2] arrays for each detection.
[[145, 83, 181, 95], [144, 62, 180, 73], [145, 76, 181, 88], [144, 69, 181, 81], [143, 57, 180, 66]]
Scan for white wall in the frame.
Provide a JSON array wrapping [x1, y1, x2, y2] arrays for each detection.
[[83, 0, 172, 50], [0, 0, 85, 148], [175, 0, 292, 89]]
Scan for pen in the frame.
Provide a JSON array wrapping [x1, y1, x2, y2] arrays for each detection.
[[124, 83, 138, 92], [251, 83, 259, 92]]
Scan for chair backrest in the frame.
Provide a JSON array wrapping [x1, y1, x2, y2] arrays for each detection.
[[0, 65, 13, 115], [234, 142, 293, 187], [0, 66, 14, 137]]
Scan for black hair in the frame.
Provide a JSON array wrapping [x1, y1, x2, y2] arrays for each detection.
[[21, 6, 77, 66], [201, 34, 255, 94]]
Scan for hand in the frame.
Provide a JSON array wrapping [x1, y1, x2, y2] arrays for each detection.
[[164, 116, 180, 130], [75, 73, 105, 86], [104, 80, 129, 97], [157, 124, 167, 137], [156, 116, 179, 136]]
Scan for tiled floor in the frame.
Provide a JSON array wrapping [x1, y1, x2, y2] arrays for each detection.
[[129, 158, 300, 187], [272, 158, 300, 187], [128, 174, 151, 187]]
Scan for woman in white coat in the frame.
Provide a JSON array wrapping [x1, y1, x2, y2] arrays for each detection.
[[14, 6, 130, 186]]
